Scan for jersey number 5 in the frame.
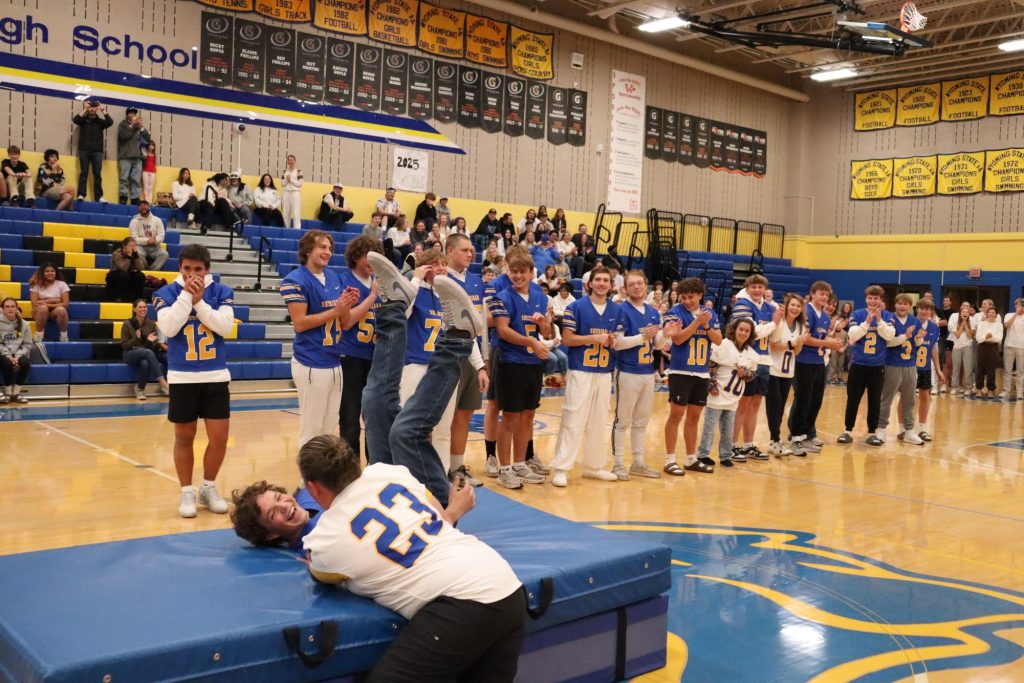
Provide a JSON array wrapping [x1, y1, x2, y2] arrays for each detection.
[[350, 483, 441, 569], [184, 323, 217, 361]]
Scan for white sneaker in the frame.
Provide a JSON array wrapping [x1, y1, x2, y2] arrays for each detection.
[[999, 391, 1010, 400], [135, 387, 146, 401], [902, 430, 924, 445], [178, 489, 197, 518], [930, 388, 938, 396], [59, 332, 69, 342], [434, 275, 484, 337], [76, 194, 84, 201], [1017, 392, 1023, 401], [526, 457, 551, 475], [875, 429, 887, 444], [629, 462, 661, 478], [367, 252, 418, 306], [611, 464, 630, 481], [582, 468, 619, 481], [198, 483, 228, 513], [99, 197, 108, 203], [767, 440, 793, 456], [551, 470, 568, 487], [511, 464, 545, 484], [485, 455, 499, 477], [496, 468, 523, 489], [158, 378, 169, 395]]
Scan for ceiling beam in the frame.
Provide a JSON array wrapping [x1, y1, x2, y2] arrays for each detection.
[[585, 0, 647, 20], [839, 51, 1024, 88]]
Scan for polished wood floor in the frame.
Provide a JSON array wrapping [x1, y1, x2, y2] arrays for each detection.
[[3, 385, 1023, 680]]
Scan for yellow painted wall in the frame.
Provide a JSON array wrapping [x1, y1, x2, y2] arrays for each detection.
[[785, 232, 1024, 272]]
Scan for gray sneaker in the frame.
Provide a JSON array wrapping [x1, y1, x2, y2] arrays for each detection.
[[629, 463, 661, 478], [809, 437, 824, 447], [449, 465, 483, 488], [802, 440, 822, 453], [497, 468, 524, 489], [611, 464, 630, 481], [198, 483, 228, 514], [790, 440, 808, 457], [367, 251, 418, 306], [434, 275, 484, 337], [485, 455, 499, 477], [526, 457, 551, 475], [512, 464, 546, 484]]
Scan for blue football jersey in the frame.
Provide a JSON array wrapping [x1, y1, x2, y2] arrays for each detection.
[[663, 304, 719, 376], [796, 303, 830, 366], [486, 274, 512, 350], [406, 285, 443, 365], [887, 315, 918, 367], [563, 297, 624, 373], [280, 266, 345, 369], [153, 279, 234, 375], [616, 302, 662, 375], [338, 269, 378, 361], [914, 319, 940, 371], [848, 308, 894, 367], [731, 295, 774, 359], [489, 284, 548, 365]]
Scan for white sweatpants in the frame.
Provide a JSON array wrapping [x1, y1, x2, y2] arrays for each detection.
[[611, 370, 655, 465], [550, 370, 613, 473], [1003, 347, 1024, 395], [399, 363, 457, 471], [282, 189, 302, 229], [292, 359, 342, 447]]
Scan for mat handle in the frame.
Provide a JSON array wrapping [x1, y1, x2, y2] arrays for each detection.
[[282, 620, 339, 668], [525, 577, 554, 619]]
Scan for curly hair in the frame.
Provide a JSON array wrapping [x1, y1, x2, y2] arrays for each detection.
[[345, 235, 382, 269], [230, 481, 288, 547]]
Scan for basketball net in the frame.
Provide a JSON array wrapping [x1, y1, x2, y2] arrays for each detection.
[[900, 1, 927, 33]]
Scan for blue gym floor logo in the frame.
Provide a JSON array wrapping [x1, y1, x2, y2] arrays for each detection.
[[597, 523, 1024, 682]]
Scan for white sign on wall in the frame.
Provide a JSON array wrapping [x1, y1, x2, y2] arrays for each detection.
[[606, 70, 646, 214], [392, 147, 430, 193]]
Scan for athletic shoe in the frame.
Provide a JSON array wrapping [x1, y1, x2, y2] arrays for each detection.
[[809, 437, 824, 447], [611, 464, 630, 481], [939, 385, 947, 394], [746, 446, 769, 461], [484, 456, 499, 477], [930, 388, 938, 396], [698, 456, 716, 468], [837, 432, 853, 444], [178, 489, 197, 518], [767, 441, 792, 456], [434, 275, 484, 337], [367, 252, 418, 306], [629, 463, 661, 478], [719, 459, 734, 468], [76, 195, 84, 201], [59, 332, 69, 342], [865, 434, 883, 446], [98, 197, 108, 203], [999, 390, 1010, 400], [135, 387, 146, 401], [582, 468, 619, 481], [0, 394, 8, 405], [496, 468, 524, 489], [158, 378, 169, 396], [11, 389, 27, 404], [919, 431, 933, 442], [790, 440, 808, 457], [952, 388, 962, 396], [449, 465, 483, 488], [186, 212, 195, 227], [551, 470, 568, 487], [526, 457, 551, 475], [731, 446, 747, 462], [1017, 392, 1024, 401], [802, 440, 822, 453], [198, 483, 228, 513], [512, 464, 546, 484], [902, 430, 924, 445]]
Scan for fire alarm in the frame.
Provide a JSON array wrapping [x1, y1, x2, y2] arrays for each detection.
[[570, 52, 584, 70]]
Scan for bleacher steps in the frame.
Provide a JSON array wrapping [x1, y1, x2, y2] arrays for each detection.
[[175, 232, 241, 249], [248, 305, 290, 322], [233, 291, 287, 306], [219, 275, 283, 289], [204, 247, 261, 264], [262, 323, 295, 339]]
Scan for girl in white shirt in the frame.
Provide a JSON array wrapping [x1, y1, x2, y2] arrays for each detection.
[[253, 174, 285, 227], [766, 293, 807, 456], [171, 168, 199, 227], [1002, 298, 1024, 400], [948, 302, 974, 395], [975, 308, 1003, 396], [280, 154, 304, 229]]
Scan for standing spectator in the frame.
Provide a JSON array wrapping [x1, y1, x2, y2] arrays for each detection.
[[974, 308, 1003, 397], [361, 212, 386, 241], [375, 187, 401, 228], [436, 196, 451, 222], [937, 295, 954, 393], [227, 173, 254, 225], [550, 282, 574, 325], [253, 174, 285, 227], [338, 237, 381, 459], [107, 237, 148, 302], [948, 302, 974, 396], [36, 149, 74, 211], [117, 107, 148, 205], [121, 298, 169, 400], [141, 142, 157, 203], [199, 173, 236, 235], [72, 98, 113, 201], [318, 182, 354, 229], [1002, 298, 1024, 400], [0, 296, 32, 404], [2, 145, 35, 207], [29, 263, 70, 342], [128, 200, 168, 269], [474, 208, 500, 251], [281, 154, 304, 229], [414, 192, 438, 228], [172, 168, 199, 228]]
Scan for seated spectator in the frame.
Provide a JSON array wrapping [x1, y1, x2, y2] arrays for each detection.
[[553, 251, 571, 282], [537, 204, 549, 220], [402, 242, 424, 274], [498, 211, 515, 236], [375, 187, 401, 228], [227, 173, 254, 225], [550, 282, 574, 326], [551, 208, 567, 233], [171, 168, 199, 228], [73, 98, 113, 201], [141, 142, 157, 203], [517, 209, 537, 235], [253, 174, 285, 227], [2, 145, 35, 207], [410, 219, 431, 248], [199, 172, 237, 235], [556, 230, 577, 259], [531, 233, 559, 272], [386, 215, 412, 266], [29, 263, 70, 342], [535, 264, 561, 294], [534, 217, 554, 238], [0, 175, 6, 205], [36, 149, 74, 211], [450, 215, 469, 237], [570, 224, 597, 278], [107, 237, 147, 302], [318, 182, 354, 229], [121, 298, 169, 401], [128, 200, 169, 270], [426, 223, 444, 248], [414, 192, 438, 228], [646, 281, 664, 304], [482, 264, 499, 284], [522, 230, 537, 246], [483, 242, 500, 267], [436, 196, 451, 222], [474, 208, 499, 251], [362, 211, 386, 241], [498, 227, 515, 255], [436, 212, 451, 235], [0, 296, 32, 404]]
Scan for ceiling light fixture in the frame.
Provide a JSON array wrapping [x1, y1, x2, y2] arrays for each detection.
[[810, 67, 858, 82], [997, 38, 1024, 52], [638, 16, 691, 32]]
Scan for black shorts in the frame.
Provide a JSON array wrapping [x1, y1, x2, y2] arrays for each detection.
[[167, 381, 231, 423], [495, 362, 543, 413], [742, 364, 770, 396], [917, 369, 932, 391], [668, 373, 708, 407], [485, 345, 500, 401]]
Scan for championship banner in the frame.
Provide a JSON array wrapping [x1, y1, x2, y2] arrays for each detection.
[[989, 71, 1024, 117], [232, 19, 265, 93], [480, 73, 503, 134], [457, 65, 481, 129], [408, 56, 433, 120], [200, 12, 233, 88], [936, 152, 984, 195], [854, 89, 896, 131], [381, 49, 408, 116], [197, 0, 254, 9], [567, 89, 586, 147], [896, 83, 939, 126], [265, 27, 296, 97], [661, 110, 678, 164], [525, 81, 546, 140], [678, 114, 693, 166], [353, 44, 382, 111], [255, 0, 311, 22], [295, 33, 327, 103], [644, 107, 662, 159], [503, 76, 525, 137], [510, 26, 554, 80], [418, 2, 465, 59], [850, 159, 894, 200], [984, 149, 1024, 193], [892, 155, 937, 198], [546, 87, 567, 146], [312, 0, 368, 36], [325, 38, 355, 106], [466, 14, 507, 68], [368, 0, 417, 48], [941, 77, 988, 122]]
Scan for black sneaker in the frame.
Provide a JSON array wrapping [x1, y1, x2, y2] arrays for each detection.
[[745, 445, 769, 461], [719, 459, 735, 468], [448, 465, 483, 488], [731, 446, 748, 462]]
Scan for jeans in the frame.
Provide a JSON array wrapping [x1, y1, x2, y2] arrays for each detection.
[[544, 347, 568, 374], [77, 151, 104, 200], [123, 347, 165, 389], [118, 159, 142, 200], [362, 300, 469, 506], [340, 356, 372, 459], [697, 406, 736, 461], [141, 244, 169, 270]]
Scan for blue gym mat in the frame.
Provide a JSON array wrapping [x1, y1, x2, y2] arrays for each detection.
[[0, 490, 670, 682]]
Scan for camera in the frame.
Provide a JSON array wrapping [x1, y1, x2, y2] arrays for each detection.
[[233, 122, 246, 133]]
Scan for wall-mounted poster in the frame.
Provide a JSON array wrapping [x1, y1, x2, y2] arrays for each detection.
[[295, 33, 326, 102], [525, 81, 547, 140], [325, 38, 354, 106], [354, 44, 382, 111], [567, 89, 586, 147], [200, 11, 233, 87], [480, 73, 503, 134], [382, 49, 408, 115], [503, 76, 525, 137], [312, 0, 367, 35], [418, 2, 465, 59], [644, 107, 661, 159], [408, 56, 433, 120], [265, 27, 296, 97], [457, 65, 481, 128], [368, 0, 417, 48], [607, 70, 646, 213], [232, 18, 264, 92], [547, 87, 567, 146]]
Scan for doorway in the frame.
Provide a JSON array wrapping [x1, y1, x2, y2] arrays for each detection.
[[941, 285, 1010, 314]]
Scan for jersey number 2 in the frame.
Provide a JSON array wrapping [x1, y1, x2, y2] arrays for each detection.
[[350, 483, 441, 569]]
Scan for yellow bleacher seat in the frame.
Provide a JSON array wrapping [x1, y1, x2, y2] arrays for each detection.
[[100, 302, 133, 320], [17, 301, 32, 317], [75, 268, 108, 285], [43, 223, 166, 250], [0, 265, 11, 280], [144, 270, 179, 281], [0, 282, 21, 299], [52, 236, 84, 253], [63, 252, 96, 269]]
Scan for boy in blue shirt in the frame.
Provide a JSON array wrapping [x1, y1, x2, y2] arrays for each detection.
[[910, 297, 944, 442], [837, 285, 895, 447], [878, 293, 925, 445], [730, 274, 781, 460]]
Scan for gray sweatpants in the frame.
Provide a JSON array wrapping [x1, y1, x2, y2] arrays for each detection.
[[879, 365, 916, 432]]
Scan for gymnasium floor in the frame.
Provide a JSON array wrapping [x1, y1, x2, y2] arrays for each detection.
[[3, 385, 1024, 681]]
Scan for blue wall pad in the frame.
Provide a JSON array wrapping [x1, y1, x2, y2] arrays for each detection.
[[0, 490, 669, 683]]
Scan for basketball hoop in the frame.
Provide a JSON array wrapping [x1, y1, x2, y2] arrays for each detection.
[[900, 1, 927, 33]]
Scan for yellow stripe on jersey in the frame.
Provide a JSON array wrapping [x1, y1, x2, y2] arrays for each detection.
[[309, 566, 350, 585]]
